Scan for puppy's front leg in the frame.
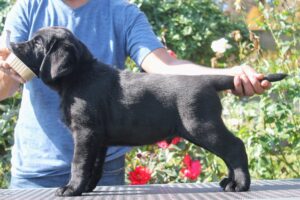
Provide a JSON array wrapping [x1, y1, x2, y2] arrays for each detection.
[[84, 147, 107, 192], [56, 128, 99, 196]]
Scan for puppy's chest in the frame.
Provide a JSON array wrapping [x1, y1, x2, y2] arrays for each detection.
[[60, 95, 93, 127]]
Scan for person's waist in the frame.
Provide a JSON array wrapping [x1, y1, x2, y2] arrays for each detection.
[[11, 146, 131, 178]]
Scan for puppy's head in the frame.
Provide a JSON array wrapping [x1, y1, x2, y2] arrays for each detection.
[[10, 26, 93, 86]]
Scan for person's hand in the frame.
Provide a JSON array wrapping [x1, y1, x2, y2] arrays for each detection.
[[230, 64, 271, 97], [0, 47, 25, 83], [0, 60, 25, 83]]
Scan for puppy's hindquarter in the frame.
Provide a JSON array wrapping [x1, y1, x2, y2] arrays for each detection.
[[106, 72, 250, 192]]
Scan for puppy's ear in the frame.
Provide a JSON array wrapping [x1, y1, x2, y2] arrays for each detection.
[[40, 41, 78, 83]]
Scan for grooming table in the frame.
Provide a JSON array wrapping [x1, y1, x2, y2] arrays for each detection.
[[1, 179, 300, 200]]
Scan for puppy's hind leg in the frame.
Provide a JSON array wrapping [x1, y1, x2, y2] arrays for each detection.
[[55, 128, 99, 196], [183, 118, 250, 192], [219, 135, 251, 192], [84, 147, 107, 192]]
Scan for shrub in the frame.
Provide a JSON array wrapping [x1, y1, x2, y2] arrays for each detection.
[[133, 0, 249, 66], [220, 0, 300, 179], [0, 0, 17, 189], [0, 94, 20, 188]]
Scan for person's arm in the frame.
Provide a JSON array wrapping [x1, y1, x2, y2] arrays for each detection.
[[122, 3, 270, 97], [141, 48, 271, 96], [0, 0, 31, 101], [0, 72, 20, 101]]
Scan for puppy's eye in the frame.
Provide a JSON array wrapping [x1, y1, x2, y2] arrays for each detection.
[[34, 39, 42, 46], [33, 37, 43, 47]]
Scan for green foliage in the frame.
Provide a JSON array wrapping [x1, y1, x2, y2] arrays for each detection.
[[133, 0, 249, 65], [222, 80, 300, 179], [0, 93, 20, 188], [222, 0, 300, 179], [0, 0, 17, 188], [126, 140, 227, 184], [0, 0, 13, 31]]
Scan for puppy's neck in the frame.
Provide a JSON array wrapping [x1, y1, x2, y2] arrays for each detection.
[[54, 59, 111, 93]]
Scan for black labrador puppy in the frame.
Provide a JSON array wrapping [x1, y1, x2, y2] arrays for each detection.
[[10, 27, 283, 196]]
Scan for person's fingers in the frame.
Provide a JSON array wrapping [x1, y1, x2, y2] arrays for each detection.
[[231, 75, 244, 96], [249, 75, 264, 94], [240, 74, 255, 96], [10, 73, 26, 83], [0, 60, 10, 68], [261, 80, 272, 89], [0, 63, 26, 83], [242, 65, 265, 94], [230, 65, 272, 96]]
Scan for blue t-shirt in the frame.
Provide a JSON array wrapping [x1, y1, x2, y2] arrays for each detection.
[[4, 0, 163, 178]]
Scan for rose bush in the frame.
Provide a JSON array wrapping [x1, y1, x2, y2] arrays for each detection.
[[125, 138, 205, 184], [157, 137, 181, 149], [129, 166, 152, 185], [211, 38, 232, 54], [180, 154, 202, 181]]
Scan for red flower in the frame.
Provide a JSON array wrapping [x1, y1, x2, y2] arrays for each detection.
[[171, 137, 181, 145], [167, 49, 177, 58], [129, 166, 151, 185], [180, 154, 201, 180], [157, 140, 169, 149], [157, 137, 182, 148]]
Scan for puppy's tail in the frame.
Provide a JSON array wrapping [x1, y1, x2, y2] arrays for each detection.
[[210, 73, 288, 91], [210, 75, 235, 91]]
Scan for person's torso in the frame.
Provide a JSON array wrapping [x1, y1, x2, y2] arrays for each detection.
[[9, 0, 134, 177]]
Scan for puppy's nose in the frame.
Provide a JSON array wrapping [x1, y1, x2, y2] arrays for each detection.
[[10, 42, 17, 46], [9, 42, 17, 50], [9, 42, 23, 53]]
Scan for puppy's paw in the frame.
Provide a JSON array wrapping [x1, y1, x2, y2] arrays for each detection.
[[219, 177, 230, 189], [55, 185, 82, 196], [220, 178, 235, 192], [234, 170, 250, 192], [234, 177, 250, 192], [219, 177, 250, 192], [84, 184, 96, 193]]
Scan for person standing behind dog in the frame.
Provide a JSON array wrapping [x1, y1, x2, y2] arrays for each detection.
[[0, 0, 271, 189]]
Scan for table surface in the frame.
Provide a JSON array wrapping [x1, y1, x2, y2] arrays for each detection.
[[1, 179, 300, 200]]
